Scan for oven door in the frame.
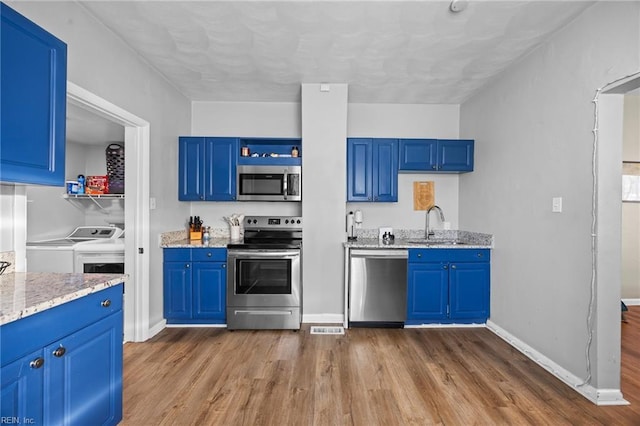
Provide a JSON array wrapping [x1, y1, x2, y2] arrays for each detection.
[[227, 249, 300, 307]]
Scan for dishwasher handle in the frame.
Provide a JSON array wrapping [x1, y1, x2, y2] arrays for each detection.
[[350, 249, 408, 259]]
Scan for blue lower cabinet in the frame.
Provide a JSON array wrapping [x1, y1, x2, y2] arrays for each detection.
[[163, 248, 226, 324], [0, 285, 124, 426], [407, 249, 490, 324]]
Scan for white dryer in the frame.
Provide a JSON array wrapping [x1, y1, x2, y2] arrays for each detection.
[[27, 226, 123, 273]]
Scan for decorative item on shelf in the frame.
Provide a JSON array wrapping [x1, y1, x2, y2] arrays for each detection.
[[106, 143, 125, 194], [241, 146, 250, 157], [86, 175, 109, 195], [66, 180, 79, 194], [189, 216, 203, 240], [291, 146, 299, 157], [77, 174, 85, 194]]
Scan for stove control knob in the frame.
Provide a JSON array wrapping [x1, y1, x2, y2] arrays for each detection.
[[297, 219, 301, 224], [285, 219, 289, 224]]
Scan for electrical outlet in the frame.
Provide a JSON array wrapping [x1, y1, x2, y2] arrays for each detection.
[[552, 197, 562, 213]]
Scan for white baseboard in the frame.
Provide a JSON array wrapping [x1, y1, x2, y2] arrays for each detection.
[[405, 323, 486, 329], [303, 313, 344, 324], [486, 320, 629, 406], [622, 298, 640, 306], [165, 324, 227, 328], [147, 319, 167, 340]]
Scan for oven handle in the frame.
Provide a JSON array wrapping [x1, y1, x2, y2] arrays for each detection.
[[228, 250, 300, 258]]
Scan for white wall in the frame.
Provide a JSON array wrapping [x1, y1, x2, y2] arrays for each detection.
[[0, 185, 16, 251], [7, 1, 191, 331], [622, 93, 640, 300], [460, 1, 639, 393]]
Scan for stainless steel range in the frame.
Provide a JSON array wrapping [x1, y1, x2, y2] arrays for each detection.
[[226, 216, 302, 330]]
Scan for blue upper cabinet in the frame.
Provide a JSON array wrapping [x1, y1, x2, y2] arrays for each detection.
[[399, 139, 474, 173], [179, 137, 237, 201], [347, 138, 398, 202], [0, 3, 67, 186]]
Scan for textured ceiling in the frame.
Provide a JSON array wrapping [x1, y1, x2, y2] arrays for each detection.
[[80, 1, 593, 104]]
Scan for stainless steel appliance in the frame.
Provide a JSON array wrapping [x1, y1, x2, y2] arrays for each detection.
[[236, 165, 301, 201], [227, 216, 302, 330], [348, 249, 408, 327]]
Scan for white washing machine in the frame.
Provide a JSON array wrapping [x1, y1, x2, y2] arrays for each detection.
[[27, 226, 124, 273]]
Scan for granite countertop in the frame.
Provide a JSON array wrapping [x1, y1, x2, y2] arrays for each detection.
[[0, 272, 127, 326], [161, 237, 232, 248], [344, 230, 493, 249]]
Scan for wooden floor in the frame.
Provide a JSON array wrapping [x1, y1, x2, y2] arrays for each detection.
[[121, 309, 640, 425]]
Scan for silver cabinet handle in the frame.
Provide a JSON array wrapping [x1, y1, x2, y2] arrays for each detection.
[[52, 346, 66, 358], [101, 299, 111, 308], [451, 264, 457, 269], [185, 263, 190, 268], [30, 357, 44, 369], [222, 264, 226, 268]]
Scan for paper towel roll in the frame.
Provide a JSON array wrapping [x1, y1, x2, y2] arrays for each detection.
[[354, 210, 363, 224]]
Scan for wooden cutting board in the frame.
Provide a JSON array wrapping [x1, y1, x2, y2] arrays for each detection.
[[413, 181, 434, 211]]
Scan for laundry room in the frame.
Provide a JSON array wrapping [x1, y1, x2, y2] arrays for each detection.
[[25, 103, 126, 273]]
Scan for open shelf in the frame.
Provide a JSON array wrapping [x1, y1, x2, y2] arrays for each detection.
[[63, 193, 124, 211]]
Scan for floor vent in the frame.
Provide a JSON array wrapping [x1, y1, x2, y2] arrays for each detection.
[[310, 326, 345, 335]]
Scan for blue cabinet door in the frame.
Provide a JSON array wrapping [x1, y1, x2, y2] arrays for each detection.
[[372, 139, 398, 202], [205, 137, 237, 201], [179, 137, 238, 201], [449, 262, 490, 320], [347, 138, 373, 201], [398, 139, 474, 173], [347, 138, 398, 202], [45, 311, 123, 426], [406, 263, 448, 321], [178, 137, 206, 201], [438, 139, 474, 172], [0, 3, 67, 186], [163, 261, 193, 320], [193, 262, 226, 321], [398, 139, 437, 171], [1, 349, 44, 424]]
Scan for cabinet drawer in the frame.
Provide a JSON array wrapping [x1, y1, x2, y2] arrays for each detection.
[[164, 248, 192, 262], [191, 248, 226, 262], [409, 249, 490, 263], [1, 284, 123, 366]]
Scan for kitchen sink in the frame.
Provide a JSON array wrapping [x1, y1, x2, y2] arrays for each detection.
[[405, 239, 469, 245]]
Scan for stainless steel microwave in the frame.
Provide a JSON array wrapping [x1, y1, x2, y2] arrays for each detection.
[[236, 165, 301, 201]]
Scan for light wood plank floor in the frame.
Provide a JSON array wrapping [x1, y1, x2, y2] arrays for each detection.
[[122, 309, 640, 425]]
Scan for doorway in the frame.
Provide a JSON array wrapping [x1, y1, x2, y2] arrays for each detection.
[[595, 72, 640, 403], [67, 82, 150, 342]]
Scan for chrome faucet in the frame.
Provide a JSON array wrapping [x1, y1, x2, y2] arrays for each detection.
[[425, 205, 445, 239]]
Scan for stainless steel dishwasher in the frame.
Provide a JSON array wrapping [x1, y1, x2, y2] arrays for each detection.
[[348, 249, 408, 327]]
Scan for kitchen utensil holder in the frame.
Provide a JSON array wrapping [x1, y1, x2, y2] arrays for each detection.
[[189, 231, 202, 241]]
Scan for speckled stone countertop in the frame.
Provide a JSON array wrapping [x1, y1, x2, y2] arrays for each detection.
[[344, 230, 493, 249], [161, 228, 238, 248], [0, 272, 127, 326], [161, 238, 232, 248]]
